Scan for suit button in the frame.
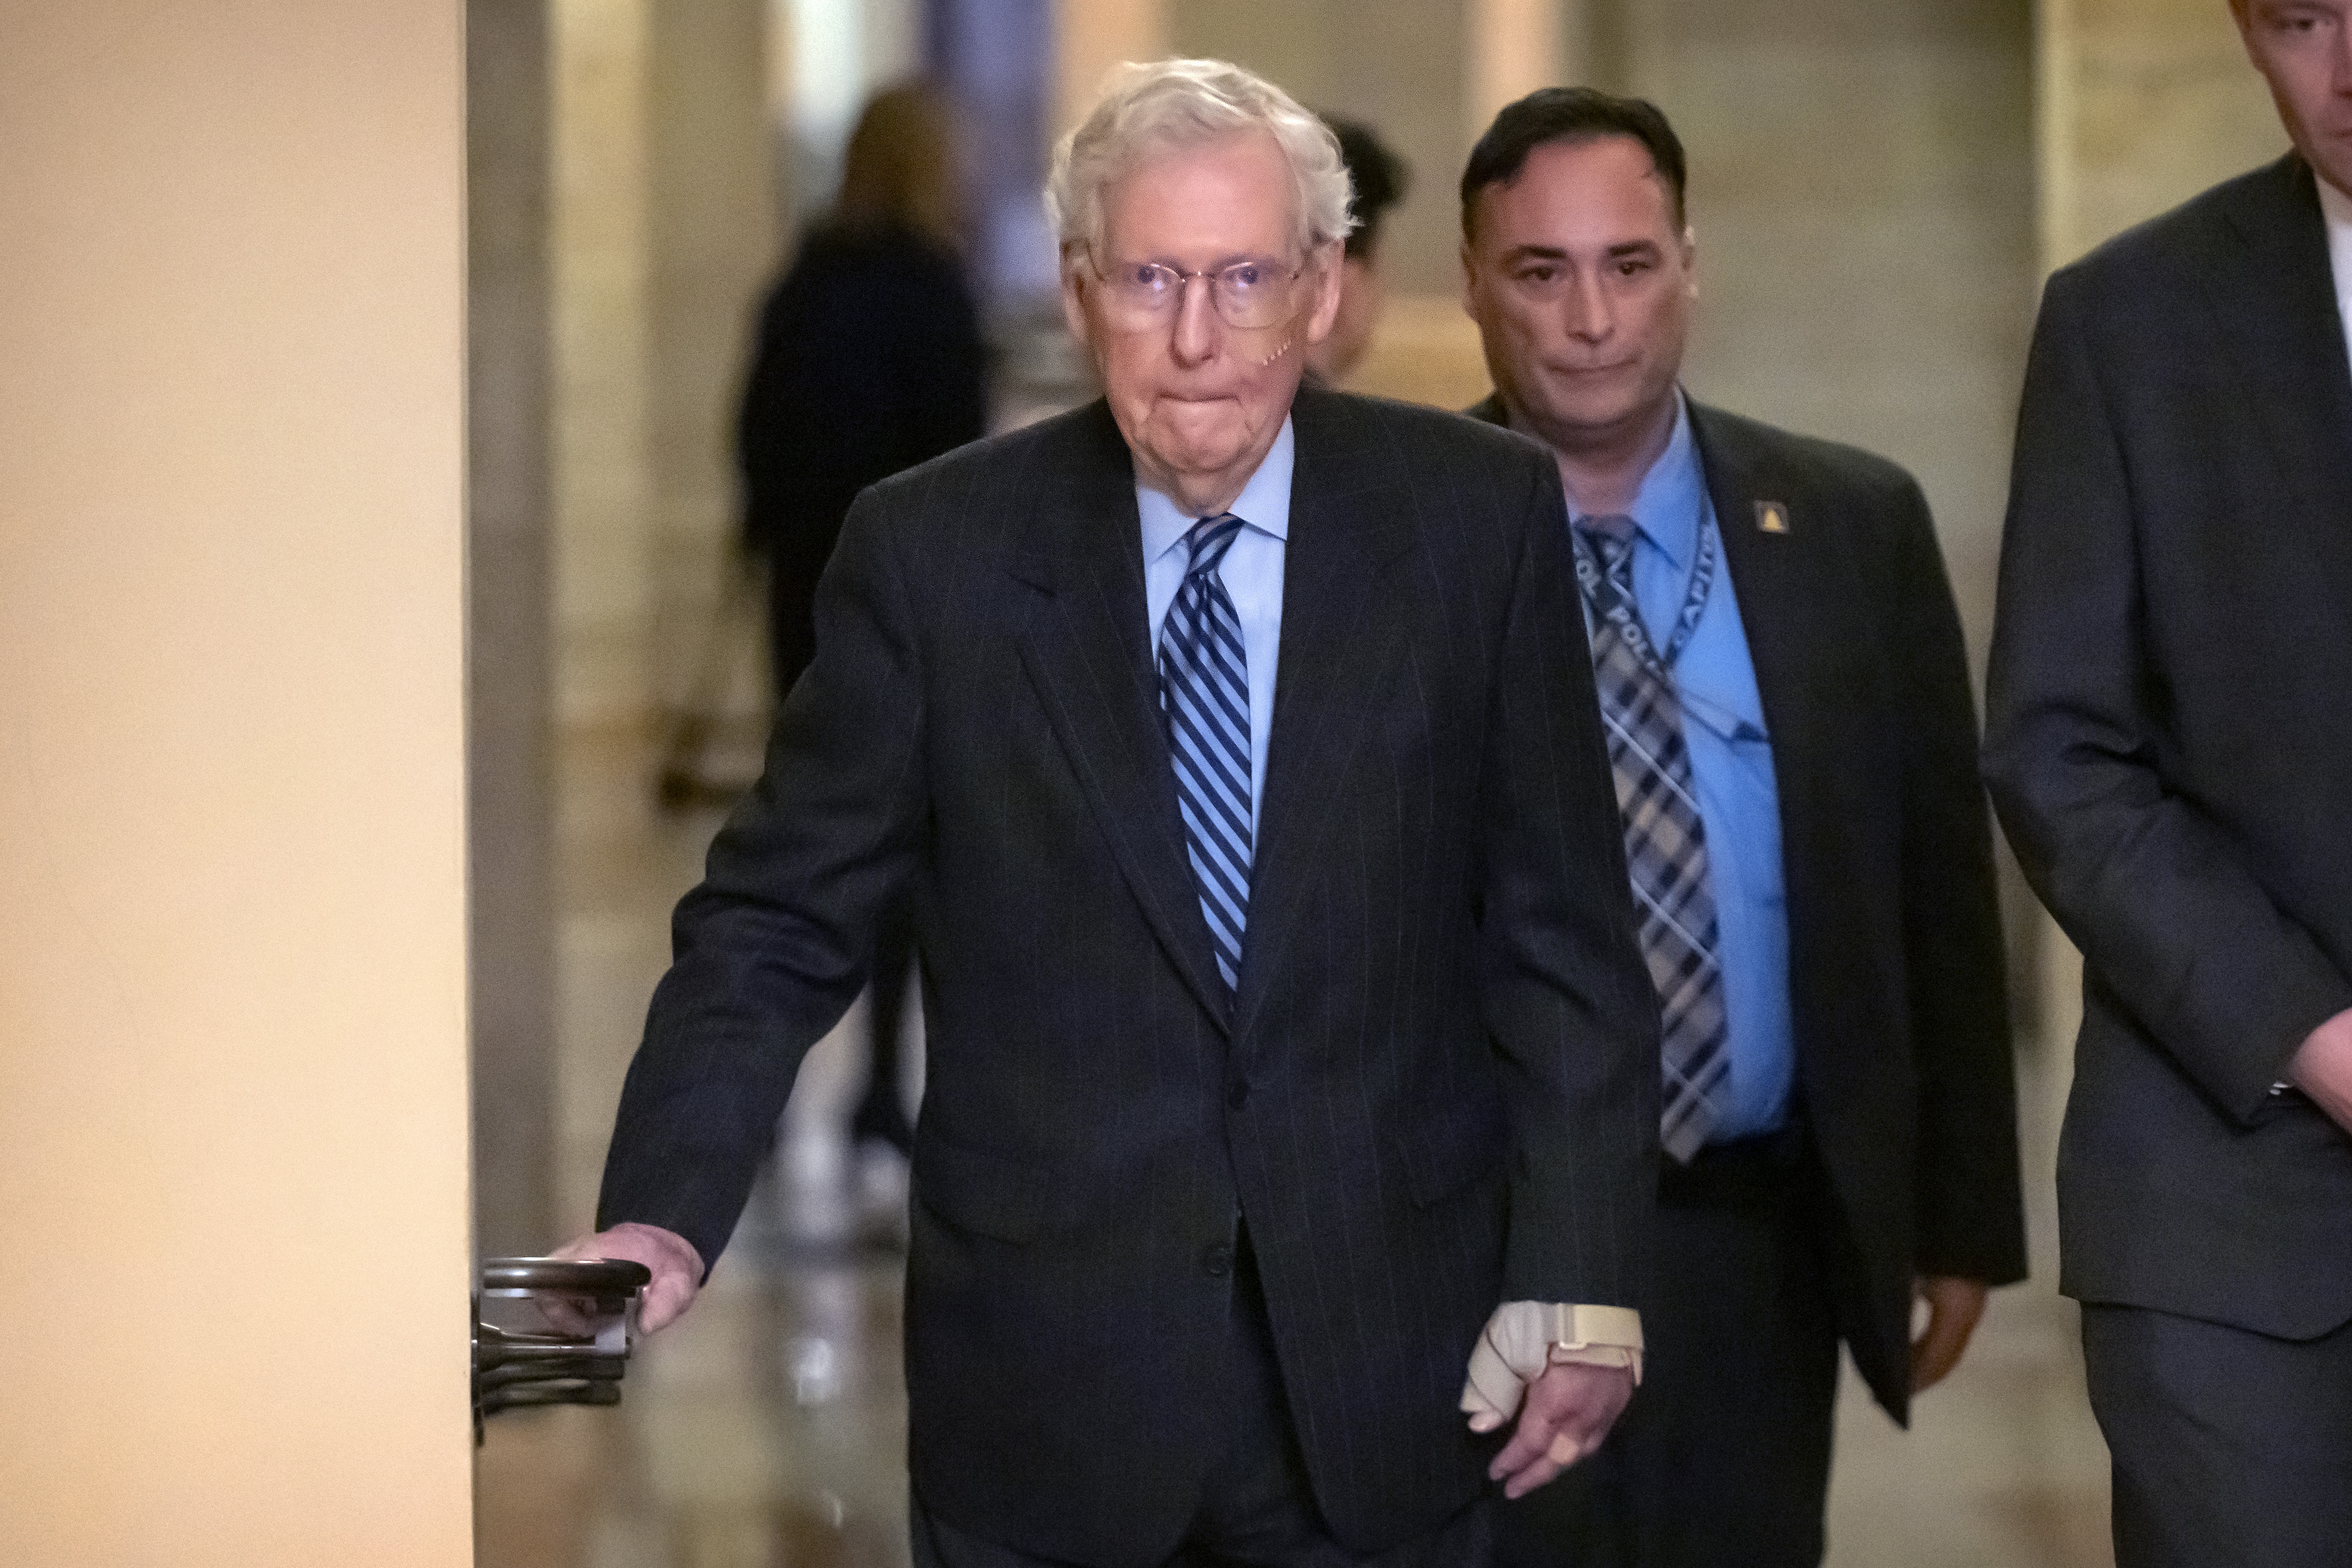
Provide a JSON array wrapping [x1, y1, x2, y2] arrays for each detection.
[[1226, 1080, 1248, 1110], [1200, 1243, 1234, 1278]]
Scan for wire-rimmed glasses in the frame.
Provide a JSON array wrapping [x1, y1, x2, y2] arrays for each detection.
[[1090, 255, 1307, 332]]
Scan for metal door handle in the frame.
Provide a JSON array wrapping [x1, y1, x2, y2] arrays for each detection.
[[472, 1256, 652, 1439]]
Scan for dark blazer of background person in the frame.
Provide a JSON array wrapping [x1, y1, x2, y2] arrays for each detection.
[[1984, 153, 2352, 1361], [1473, 393, 2029, 1422], [738, 230, 988, 696], [598, 382, 1661, 1563], [736, 81, 987, 704], [737, 222, 987, 693]]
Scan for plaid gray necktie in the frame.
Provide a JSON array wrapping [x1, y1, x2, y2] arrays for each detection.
[[1575, 513, 1729, 1162], [1159, 514, 1253, 993]]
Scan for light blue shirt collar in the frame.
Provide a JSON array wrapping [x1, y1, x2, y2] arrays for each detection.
[[1603, 392, 1703, 571], [1139, 417, 1295, 563]]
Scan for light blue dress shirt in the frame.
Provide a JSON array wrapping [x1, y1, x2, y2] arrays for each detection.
[[1585, 395, 1795, 1141], [1139, 416, 1293, 834]]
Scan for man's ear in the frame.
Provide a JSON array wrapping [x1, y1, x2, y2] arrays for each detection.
[[1059, 248, 1094, 350], [1682, 226, 1700, 301], [1301, 239, 1346, 346]]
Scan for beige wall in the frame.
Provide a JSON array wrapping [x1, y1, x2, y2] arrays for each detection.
[[0, 3, 474, 1563], [2040, 0, 2285, 272], [1061, 0, 1170, 135], [1625, 0, 2037, 683]]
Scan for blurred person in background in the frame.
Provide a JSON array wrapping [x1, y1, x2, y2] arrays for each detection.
[[735, 81, 988, 1175], [1305, 114, 1409, 385], [1983, 3, 2352, 1561], [1460, 87, 2026, 1568]]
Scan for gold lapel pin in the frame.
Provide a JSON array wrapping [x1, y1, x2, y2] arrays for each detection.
[[1754, 500, 1791, 535]]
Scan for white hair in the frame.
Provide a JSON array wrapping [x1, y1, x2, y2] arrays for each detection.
[[1045, 58, 1354, 262]]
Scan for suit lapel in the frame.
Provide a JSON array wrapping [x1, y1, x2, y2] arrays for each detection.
[[1691, 404, 1814, 749], [2201, 156, 2352, 597], [1232, 389, 1416, 1042], [1687, 405, 1839, 1016], [1008, 402, 1234, 1032]]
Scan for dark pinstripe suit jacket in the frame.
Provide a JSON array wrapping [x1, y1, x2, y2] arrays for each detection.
[[597, 384, 1660, 1563]]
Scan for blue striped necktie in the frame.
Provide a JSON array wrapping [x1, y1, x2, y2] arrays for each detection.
[[1158, 514, 1253, 992]]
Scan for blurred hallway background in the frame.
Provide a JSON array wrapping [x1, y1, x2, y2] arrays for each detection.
[[466, 2, 2292, 1563]]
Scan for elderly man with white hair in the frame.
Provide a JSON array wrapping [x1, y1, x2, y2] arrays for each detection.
[[564, 58, 1658, 1566]]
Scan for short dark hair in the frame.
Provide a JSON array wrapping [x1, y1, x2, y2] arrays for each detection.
[[1459, 87, 1687, 239], [1322, 115, 1411, 260]]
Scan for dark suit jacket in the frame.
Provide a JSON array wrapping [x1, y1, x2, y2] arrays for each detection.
[[1984, 154, 2352, 1341], [1471, 393, 2028, 1422], [599, 385, 1661, 1563], [736, 223, 989, 688]]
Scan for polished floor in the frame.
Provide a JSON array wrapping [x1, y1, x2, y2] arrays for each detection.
[[475, 721, 2116, 1568]]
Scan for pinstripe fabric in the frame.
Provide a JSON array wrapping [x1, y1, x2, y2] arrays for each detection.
[[1158, 514, 1253, 991], [1574, 514, 1728, 1162], [596, 387, 1659, 1565]]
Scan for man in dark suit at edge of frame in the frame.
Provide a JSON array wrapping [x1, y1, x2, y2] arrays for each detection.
[[1984, 4, 2352, 1563], [558, 57, 1662, 1568], [1460, 87, 2029, 1568]]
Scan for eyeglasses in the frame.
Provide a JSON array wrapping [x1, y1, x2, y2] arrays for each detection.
[[1090, 255, 1306, 332]]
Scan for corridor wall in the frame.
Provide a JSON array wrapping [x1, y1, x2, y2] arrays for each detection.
[[0, 3, 475, 1562]]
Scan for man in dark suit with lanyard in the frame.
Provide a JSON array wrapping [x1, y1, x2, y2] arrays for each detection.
[[1984, 5, 2352, 1562], [1459, 88, 2029, 1567], [557, 58, 1662, 1566]]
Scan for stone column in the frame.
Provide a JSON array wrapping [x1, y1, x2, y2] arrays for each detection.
[[469, 0, 559, 1261], [548, 0, 777, 1217], [552, 0, 656, 737], [646, 0, 776, 714], [550, 0, 772, 735], [934, 0, 1058, 299], [1466, 0, 1564, 144]]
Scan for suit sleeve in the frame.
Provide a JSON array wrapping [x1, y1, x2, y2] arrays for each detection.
[[1885, 474, 2027, 1285], [1478, 450, 1662, 1309], [596, 484, 929, 1270], [1983, 267, 2352, 1124]]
